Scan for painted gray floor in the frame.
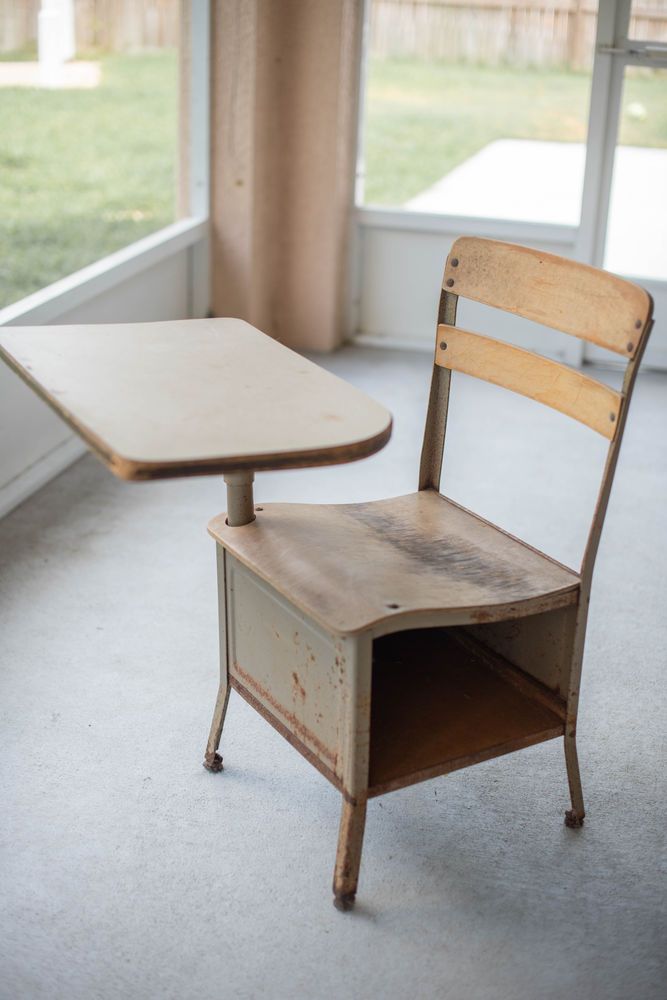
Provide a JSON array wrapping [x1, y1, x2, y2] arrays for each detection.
[[1, 347, 665, 1000]]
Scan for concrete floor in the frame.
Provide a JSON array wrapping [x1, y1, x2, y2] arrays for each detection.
[[1, 346, 665, 1000]]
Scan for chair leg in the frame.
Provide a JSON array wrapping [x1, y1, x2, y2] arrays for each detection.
[[333, 796, 367, 911], [564, 732, 585, 827], [203, 681, 230, 772]]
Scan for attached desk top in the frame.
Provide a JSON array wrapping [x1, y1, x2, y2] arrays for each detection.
[[0, 318, 392, 481]]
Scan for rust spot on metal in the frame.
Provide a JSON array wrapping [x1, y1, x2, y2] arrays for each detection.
[[230, 675, 344, 792], [291, 671, 306, 701], [233, 661, 336, 766]]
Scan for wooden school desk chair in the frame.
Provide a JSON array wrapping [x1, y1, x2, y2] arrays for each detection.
[[205, 237, 653, 910]]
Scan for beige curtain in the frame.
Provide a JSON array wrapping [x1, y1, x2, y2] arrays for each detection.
[[200, 0, 364, 352]]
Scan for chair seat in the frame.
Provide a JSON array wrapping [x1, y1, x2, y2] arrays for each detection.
[[208, 490, 580, 636]]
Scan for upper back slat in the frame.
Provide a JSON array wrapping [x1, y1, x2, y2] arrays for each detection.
[[444, 238, 652, 358]]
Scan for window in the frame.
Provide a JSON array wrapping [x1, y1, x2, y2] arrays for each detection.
[[0, 2, 180, 309], [360, 0, 597, 226], [0, 1, 210, 516]]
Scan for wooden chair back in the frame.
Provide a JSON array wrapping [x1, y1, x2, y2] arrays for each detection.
[[419, 237, 654, 586]]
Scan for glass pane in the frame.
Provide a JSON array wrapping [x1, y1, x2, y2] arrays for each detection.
[[361, 0, 597, 224], [0, 6, 179, 309], [603, 67, 667, 280], [629, 0, 667, 43]]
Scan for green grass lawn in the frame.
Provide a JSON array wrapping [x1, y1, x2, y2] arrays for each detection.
[[1, 55, 664, 307], [363, 60, 667, 205], [0, 52, 177, 309]]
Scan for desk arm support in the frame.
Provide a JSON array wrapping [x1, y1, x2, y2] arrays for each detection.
[[224, 472, 256, 527]]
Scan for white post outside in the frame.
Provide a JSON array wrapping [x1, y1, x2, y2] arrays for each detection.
[[38, 0, 76, 89]]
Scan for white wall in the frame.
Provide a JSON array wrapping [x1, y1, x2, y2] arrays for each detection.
[[354, 212, 583, 365], [354, 211, 667, 370]]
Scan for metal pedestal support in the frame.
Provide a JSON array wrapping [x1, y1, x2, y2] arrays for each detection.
[[223, 471, 255, 527], [203, 470, 256, 772]]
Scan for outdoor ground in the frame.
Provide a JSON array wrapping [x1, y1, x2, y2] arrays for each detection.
[[0, 51, 177, 309], [363, 59, 667, 205], [1, 56, 665, 308]]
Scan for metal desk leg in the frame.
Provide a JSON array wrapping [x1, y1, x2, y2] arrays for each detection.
[[203, 471, 256, 771]]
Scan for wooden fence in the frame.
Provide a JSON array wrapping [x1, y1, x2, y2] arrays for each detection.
[[0, 0, 178, 54], [2, 1, 666, 64], [369, 1, 667, 70]]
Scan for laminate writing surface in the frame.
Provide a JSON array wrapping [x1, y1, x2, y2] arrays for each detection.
[[0, 318, 392, 480]]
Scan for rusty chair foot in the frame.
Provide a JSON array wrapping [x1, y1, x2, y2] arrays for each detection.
[[203, 750, 224, 772], [564, 808, 585, 828], [333, 891, 356, 912], [203, 680, 230, 774]]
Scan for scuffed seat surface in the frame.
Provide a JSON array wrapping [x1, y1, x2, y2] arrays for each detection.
[[208, 490, 579, 636]]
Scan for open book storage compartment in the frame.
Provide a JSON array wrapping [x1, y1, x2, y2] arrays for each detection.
[[368, 628, 566, 797]]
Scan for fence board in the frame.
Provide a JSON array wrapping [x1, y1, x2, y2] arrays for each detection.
[[0, 0, 178, 54], [2, 1, 666, 63], [369, 1, 667, 70]]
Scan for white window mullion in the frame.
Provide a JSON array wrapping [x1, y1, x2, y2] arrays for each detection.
[[187, 0, 211, 319], [576, 0, 631, 272]]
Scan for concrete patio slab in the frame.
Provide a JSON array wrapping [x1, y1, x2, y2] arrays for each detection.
[[406, 139, 667, 281], [0, 61, 101, 89]]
